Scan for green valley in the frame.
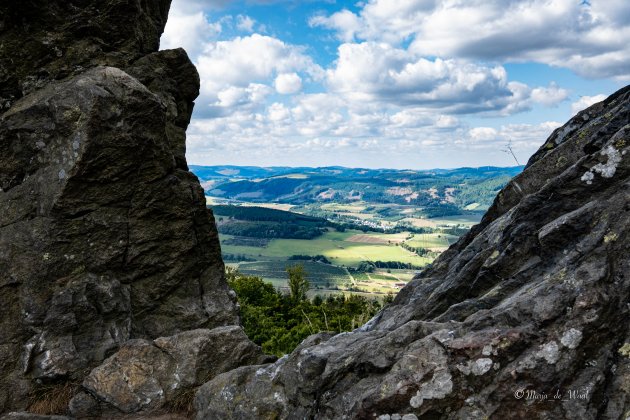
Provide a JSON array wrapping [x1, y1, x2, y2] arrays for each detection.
[[193, 165, 521, 298]]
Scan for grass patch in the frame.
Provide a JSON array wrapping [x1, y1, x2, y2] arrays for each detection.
[[404, 233, 458, 249], [28, 381, 77, 415], [164, 386, 197, 417], [369, 273, 397, 281], [386, 269, 418, 282], [325, 243, 430, 266], [222, 236, 269, 247], [429, 214, 483, 226], [320, 203, 367, 212], [221, 230, 431, 268], [345, 232, 409, 244], [352, 272, 370, 281]]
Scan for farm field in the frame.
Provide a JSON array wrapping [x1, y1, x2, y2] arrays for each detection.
[[214, 203, 475, 298], [193, 164, 521, 299], [206, 196, 295, 212], [430, 214, 483, 226], [301, 201, 485, 232], [220, 230, 431, 268], [399, 213, 482, 229], [241, 202, 295, 211], [398, 217, 440, 228], [404, 233, 460, 251], [325, 243, 430, 266], [220, 227, 433, 297], [212, 201, 483, 297], [235, 260, 417, 296], [345, 232, 410, 244], [319, 203, 368, 212], [237, 260, 351, 287]]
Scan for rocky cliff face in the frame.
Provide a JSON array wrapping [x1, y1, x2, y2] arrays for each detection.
[[0, 0, 170, 110], [195, 89, 630, 419], [0, 0, 267, 416]]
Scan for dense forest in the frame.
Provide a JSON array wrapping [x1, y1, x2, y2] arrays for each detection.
[[213, 205, 327, 223], [214, 205, 331, 239], [217, 220, 327, 239]]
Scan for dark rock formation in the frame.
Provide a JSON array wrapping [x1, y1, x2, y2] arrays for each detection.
[[0, 0, 171, 110], [195, 88, 630, 419], [0, 0, 258, 415], [2, 414, 72, 420], [70, 327, 272, 417]]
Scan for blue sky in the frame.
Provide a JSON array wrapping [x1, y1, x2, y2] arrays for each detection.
[[161, 0, 628, 169]]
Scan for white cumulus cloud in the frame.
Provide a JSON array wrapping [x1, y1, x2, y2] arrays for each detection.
[[165, 0, 614, 168], [325, 42, 568, 115], [194, 34, 323, 116], [309, 10, 362, 42], [161, 8, 221, 58], [236, 15, 256, 32], [274, 73, 303, 94], [571, 94, 608, 115], [312, 0, 630, 79]]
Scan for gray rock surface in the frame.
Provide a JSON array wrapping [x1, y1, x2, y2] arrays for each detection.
[[1, 414, 72, 420], [0, 0, 242, 414], [69, 327, 272, 417], [195, 88, 630, 419]]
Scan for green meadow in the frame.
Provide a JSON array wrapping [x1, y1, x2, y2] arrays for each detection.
[[220, 229, 432, 268], [403, 233, 460, 250]]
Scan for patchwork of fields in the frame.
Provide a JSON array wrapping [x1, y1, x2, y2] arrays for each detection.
[[403, 233, 459, 251], [296, 202, 484, 230], [212, 202, 485, 297], [193, 164, 514, 298], [220, 229, 435, 268], [219, 228, 459, 296], [237, 260, 350, 288], [234, 260, 419, 296]]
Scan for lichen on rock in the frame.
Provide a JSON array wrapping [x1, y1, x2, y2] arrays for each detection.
[[581, 144, 623, 184], [409, 369, 453, 408], [560, 328, 583, 349]]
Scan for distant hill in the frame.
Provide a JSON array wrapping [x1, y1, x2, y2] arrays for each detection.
[[213, 205, 330, 240], [192, 165, 523, 214]]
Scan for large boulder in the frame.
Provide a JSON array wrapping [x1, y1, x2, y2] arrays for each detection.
[[69, 327, 272, 417], [0, 0, 242, 414], [195, 88, 630, 419]]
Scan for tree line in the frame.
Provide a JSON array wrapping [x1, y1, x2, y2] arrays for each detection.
[[226, 265, 390, 356]]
